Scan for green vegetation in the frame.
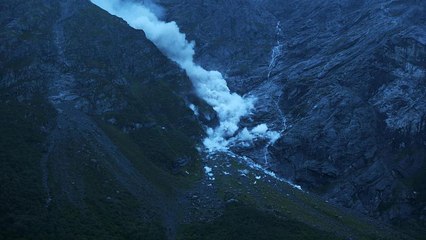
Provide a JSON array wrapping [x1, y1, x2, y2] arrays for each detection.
[[44, 137, 167, 240], [99, 121, 202, 194], [0, 95, 55, 239], [0, 94, 168, 239], [115, 79, 202, 173], [178, 203, 339, 240], [211, 158, 402, 240]]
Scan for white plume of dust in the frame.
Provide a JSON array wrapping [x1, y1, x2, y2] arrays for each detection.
[[90, 0, 280, 151]]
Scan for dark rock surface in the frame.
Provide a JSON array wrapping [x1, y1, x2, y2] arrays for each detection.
[[268, 0, 426, 227], [1, 0, 425, 239], [158, 0, 426, 228]]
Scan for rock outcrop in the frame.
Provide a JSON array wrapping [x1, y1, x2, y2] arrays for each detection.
[[159, 0, 426, 226]]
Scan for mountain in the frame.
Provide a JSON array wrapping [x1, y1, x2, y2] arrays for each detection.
[[0, 0, 424, 239], [159, 0, 426, 229]]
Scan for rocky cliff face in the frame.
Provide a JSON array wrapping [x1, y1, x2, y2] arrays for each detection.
[[1, 0, 425, 239], [270, 0, 426, 226], [158, 0, 426, 227]]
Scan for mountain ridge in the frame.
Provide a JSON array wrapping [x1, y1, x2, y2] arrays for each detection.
[[0, 0, 425, 239]]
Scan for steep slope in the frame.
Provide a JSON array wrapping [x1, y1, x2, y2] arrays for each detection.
[[0, 0, 424, 239], [266, 0, 426, 228], [1, 0, 205, 239], [157, 0, 277, 91], [155, 0, 426, 233]]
